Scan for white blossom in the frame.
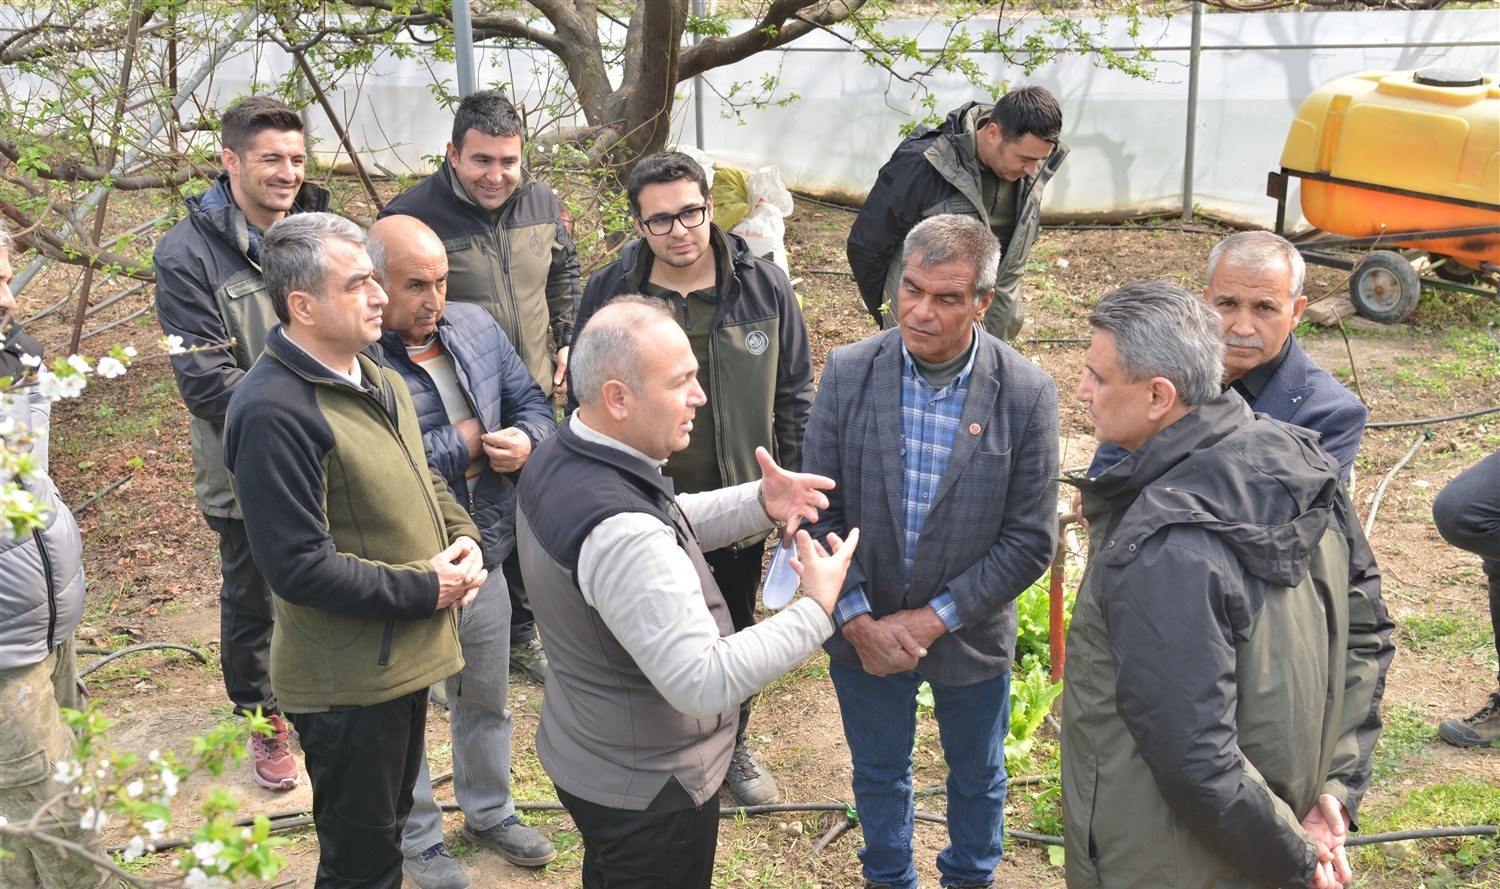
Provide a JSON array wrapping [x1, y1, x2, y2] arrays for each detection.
[[65, 354, 91, 375], [36, 371, 86, 400], [0, 416, 13, 438], [96, 356, 127, 379], [161, 335, 186, 355], [122, 346, 138, 358], [80, 807, 108, 830], [147, 749, 161, 762], [143, 818, 169, 840], [123, 836, 147, 861], [158, 766, 180, 799], [52, 759, 82, 785], [184, 867, 231, 889], [191, 840, 225, 869], [125, 779, 145, 798], [0, 814, 8, 826], [19, 353, 41, 368]]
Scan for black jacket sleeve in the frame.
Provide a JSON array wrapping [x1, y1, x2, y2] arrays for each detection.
[[846, 136, 942, 325], [154, 248, 244, 425]]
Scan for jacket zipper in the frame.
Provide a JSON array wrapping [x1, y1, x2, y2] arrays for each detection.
[[35, 528, 58, 651]]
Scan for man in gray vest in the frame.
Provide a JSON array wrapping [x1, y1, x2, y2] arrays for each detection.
[[154, 95, 327, 792], [515, 297, 858, 888]]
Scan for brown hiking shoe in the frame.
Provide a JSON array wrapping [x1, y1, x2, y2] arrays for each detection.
[[1438, 689, 1500, 748], [249, 714, 300, 790]]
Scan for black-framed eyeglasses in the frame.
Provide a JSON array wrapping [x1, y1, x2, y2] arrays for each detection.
[[640, 206, 708, 236]]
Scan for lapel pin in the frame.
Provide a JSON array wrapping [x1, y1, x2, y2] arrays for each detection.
[[970, 423, 981, 435]]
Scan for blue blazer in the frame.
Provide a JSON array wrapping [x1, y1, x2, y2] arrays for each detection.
[[803, 328, 1059, 685], [1089, 335, 1366, 481]]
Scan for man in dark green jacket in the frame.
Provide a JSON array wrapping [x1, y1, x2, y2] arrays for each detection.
[[1063, 281, 1393, 889], [224, 213, 483, 889], [572, 151, 816, 806], [848, 86, 1066, 341]]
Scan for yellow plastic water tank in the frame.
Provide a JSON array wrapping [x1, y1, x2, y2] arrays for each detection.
[[1281, 68, 1500, 266]]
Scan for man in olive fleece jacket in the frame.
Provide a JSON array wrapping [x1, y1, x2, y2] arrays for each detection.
[[223, 214, 483, 889]]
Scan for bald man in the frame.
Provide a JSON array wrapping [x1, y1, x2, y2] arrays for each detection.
[[368, 215, 559, 888]]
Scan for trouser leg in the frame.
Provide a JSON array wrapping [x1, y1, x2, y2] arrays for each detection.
[[555, 785, 718, 889], [1432, 449, 1500, 683], [930, 670, 1012, 887], [704, 541, 767, 740], [501, 550, 536, 645], [0, 643, 108, 889], [291, 690, 427, 889], [830, 659, 921, 889], [203, 514, 277, 716], [403, 569, 515, 855]]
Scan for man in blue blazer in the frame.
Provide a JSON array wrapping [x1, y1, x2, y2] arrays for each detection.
[[1089, 230, 1366, 482], [804, 215, 1059, 889]]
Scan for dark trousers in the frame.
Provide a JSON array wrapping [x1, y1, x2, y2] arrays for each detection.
[[500, 549, 537, 645], [202, 514, 277, 716], [289, 689, 428, 889], [704, 541, 767, 740], [555, 785, 719, 889], [1433, 448, 1500, 684]]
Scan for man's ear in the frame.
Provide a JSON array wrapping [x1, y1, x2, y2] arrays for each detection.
[[600, 378, 632, 422], [285, 289, 318, 327], [974, 288, 996, 322], [1290, 294, 1309, 326], [221, 148, 241, 176], [1146, 376, 1180, 422]]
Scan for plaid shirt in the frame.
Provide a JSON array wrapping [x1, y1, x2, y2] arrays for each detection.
[[833, 335, 977, 630]]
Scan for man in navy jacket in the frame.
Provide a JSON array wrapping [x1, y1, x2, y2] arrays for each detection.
[[369, 215, 557, 889], [1088, 231, 1366, 482]]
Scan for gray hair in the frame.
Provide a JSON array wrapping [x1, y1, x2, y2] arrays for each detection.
[[570, 296, 673, 406], [365, 228, 389, 282], [262, 213, 365, 324], [1089, 280, 1225, 407], [1207, 230, 1306, 301], [900, 215, 1001, 299], [0, 219, 11, 253]]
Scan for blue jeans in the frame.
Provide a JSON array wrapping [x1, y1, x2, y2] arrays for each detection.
[[831, 659, 1011, 889], [402, 568, 515, 854]]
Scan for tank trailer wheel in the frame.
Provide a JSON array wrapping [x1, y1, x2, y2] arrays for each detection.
[[1350, 251, 1421, 323]]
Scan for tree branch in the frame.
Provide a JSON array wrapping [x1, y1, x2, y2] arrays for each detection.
[[679, 0, 867, 80], [0, 140, 203, 190]]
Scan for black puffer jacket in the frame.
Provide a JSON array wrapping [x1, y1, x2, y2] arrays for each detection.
[[377, 302, 556, 569], [1061, 394, 1394, 889]]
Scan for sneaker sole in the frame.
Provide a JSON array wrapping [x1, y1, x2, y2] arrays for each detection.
[[460, 827, 558, 867], [248, 743, 299, 790], [1438, 722, 1498, 748]]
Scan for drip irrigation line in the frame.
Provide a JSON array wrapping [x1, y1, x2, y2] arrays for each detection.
[[801, 269, 854, 277], [1364, 429, 1431, 539], [103, 799, 1495, 858], [1022, 337, 1090, 345], [1368, 405, 1500, 429], [70, 473, 134, 515], [44, 303, 154, 354], [788, 191, 859, 213], [79, 643, 208, 678]]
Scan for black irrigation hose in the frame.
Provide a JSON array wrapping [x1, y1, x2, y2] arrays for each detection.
[[79, 643, 208, 678], [103, 799, 1495, 857], [1367, 404, 1500, 429]]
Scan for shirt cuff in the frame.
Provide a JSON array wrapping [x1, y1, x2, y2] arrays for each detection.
[[832, 585, 872, 628], [929, 591, 963, 632]]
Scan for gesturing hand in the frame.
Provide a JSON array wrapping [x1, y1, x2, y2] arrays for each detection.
[[756, 446, 834, 535], [433, 536, 485, 609]]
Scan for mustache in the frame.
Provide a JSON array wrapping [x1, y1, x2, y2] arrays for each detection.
[[1223, 334, 1264, 350]]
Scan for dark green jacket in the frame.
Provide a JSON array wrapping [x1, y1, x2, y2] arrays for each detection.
[[381, 162, 579, 396], [574, 227, 814, 524], [1061, 395, 1394, 889], [847, 102, 1068, 341], [223, 326, 475, 711]]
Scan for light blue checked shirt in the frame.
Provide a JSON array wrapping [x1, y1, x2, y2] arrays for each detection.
[[832, 334, 978, 631]]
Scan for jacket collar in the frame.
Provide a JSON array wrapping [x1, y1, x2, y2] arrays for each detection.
[[560, 414, 677, 503], [620, 224, 744, 300], [438, 159, 535, 216]]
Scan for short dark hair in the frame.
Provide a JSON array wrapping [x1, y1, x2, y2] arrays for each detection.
[[991, 85, 1062, 145], [221, 96, 303, 156], [262, 213, 365, 325], [451, 90, 525, 151], [625, 152, 710, 217]]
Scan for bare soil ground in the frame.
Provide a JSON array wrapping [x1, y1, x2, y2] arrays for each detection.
[[16, 203, 1500, 888]]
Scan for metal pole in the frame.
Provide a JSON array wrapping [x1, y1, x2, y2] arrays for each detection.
[[692, 0, 706, 150], [1182, 1, 1203, 221], [454, 0, 477, 98]]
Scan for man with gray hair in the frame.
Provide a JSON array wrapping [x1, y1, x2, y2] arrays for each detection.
[[516, 296, 858, 888], [1062, 281, 1393, 889], [223, 213, 484, 889], [1088, 230, 1366, 482], [804, 214, 1059, 889]]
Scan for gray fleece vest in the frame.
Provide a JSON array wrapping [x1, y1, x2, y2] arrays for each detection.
[[516, 422, 736, 811]]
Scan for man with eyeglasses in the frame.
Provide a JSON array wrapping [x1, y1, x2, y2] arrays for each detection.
[[571, 150, 815, 807]]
